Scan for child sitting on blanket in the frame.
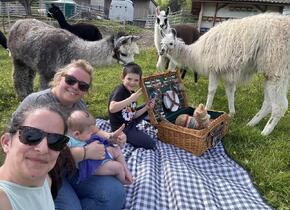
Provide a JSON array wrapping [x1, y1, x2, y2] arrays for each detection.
[[175, 104, 210, 129], [67, 110, 133, 185], [108, 62, 156, 149]]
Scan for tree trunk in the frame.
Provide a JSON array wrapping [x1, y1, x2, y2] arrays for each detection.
[[18, 0, 34, 16]]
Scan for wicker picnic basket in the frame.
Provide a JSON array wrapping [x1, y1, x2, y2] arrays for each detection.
[[141, 71, 230, 156]]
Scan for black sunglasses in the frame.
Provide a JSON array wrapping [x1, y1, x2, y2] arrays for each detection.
[[63, 75, 90, 92], [18, 126, 69, 151]]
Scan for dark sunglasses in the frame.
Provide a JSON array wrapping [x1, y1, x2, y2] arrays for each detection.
[[18, 126, 69, 151], [63, 75, 90, 92]]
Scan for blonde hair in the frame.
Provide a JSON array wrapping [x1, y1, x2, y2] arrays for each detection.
[[49, 59, 94, 88]]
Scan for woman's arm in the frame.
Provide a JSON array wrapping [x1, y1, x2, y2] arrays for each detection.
[[70, 142, 106, 164]]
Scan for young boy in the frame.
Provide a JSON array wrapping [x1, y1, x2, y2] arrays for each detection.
[[108, 62, 156, 149], [67, 110, 133, 185]]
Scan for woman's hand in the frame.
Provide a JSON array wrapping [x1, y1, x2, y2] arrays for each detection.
[[85, 141, 106, 160]]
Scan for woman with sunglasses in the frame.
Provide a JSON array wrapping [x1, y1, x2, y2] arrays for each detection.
[[13, 59, 127, 210], [0, 104, 69, 210]]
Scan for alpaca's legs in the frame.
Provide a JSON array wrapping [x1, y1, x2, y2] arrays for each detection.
[[205, 73, 219, 110], [12, 60, 35, 100], [156, 55, 167, 71], [168, 60, 176, 71], [261, 80, 288, 135], [224, 81, 236, 116], [39, 74, 52, 90], [247, 84, 271, 127]]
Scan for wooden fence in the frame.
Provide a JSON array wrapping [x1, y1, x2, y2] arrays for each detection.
[[0, 1, 104, 32], [145, 9, 198, 29]]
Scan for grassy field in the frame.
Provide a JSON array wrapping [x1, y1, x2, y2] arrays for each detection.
[[0, 28, 289, 209]]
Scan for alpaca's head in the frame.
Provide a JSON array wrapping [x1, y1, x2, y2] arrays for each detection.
[[160, 28, 178, 56], [155, 6, 170, 31], [113, 33, 140, 64], [47, 4, 64, 19]]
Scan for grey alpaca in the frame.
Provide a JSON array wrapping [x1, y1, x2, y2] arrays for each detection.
[[8, 19, 140, 99]]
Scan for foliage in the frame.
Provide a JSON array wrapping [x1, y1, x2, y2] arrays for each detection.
[[156, 0, 169, 9], [157, 0, 192, 11], [0, 24, 289, 210]]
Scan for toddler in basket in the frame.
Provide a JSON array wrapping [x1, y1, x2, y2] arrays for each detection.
[[67, 110, 133, 185], [108, 62, 156, 149], [175, 104, 210, 129]]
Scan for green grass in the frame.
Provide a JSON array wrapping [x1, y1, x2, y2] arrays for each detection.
[[0, 36, 289, 209]]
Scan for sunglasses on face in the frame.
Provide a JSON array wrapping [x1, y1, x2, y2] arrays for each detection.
[[63, 74, 90, 92], [18, 126, 69, 151]]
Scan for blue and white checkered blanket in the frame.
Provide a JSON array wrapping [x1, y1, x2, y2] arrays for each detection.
[[96, 119, 272, 210]]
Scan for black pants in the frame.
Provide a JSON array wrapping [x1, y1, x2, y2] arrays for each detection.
[[124, 112, 156, 149]]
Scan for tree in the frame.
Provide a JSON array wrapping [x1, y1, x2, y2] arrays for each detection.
[[157, 0, 191, 12], [18, 0, 37, 16], [156, 0, 169, 9]]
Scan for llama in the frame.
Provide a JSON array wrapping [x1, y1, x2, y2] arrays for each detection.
[[154, 6, 200, 79], [8, 19, 140, 99], [160, 13, 290, 135], [47, 4, 102, 41]]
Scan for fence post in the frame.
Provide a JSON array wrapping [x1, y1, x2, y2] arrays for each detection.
[[7, 3, 10, 30]]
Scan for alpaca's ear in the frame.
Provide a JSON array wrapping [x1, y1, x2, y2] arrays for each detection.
[[166, 7, 170, 16], [131, 35, 141, 42], [156, 6, 160, 16], [115, 36, 130, 48], [171, 28, 177, 38]]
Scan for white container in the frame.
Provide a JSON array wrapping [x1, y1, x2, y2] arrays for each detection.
[[109, 0, 134, 22]]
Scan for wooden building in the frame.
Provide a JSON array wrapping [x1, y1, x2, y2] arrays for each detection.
[[74, 0, 157, 22], [191, 0, 290, 33]]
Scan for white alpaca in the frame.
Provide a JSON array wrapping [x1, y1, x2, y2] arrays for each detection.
[[154, 6, 172, 71], [8, 19, 140, 99], [160, 13, 290, 135], [154, 7, 200, 80]]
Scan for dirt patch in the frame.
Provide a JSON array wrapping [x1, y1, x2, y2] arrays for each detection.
[[136, 29, 155, 49], [98, 25, 155, 49]]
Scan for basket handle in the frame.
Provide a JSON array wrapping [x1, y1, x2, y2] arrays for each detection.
[[208, 122, 224, 147]]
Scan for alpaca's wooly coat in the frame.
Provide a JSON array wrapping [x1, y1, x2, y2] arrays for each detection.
[[176, 13, 290, 83], [161, 13, 290, 135], [48, 4, 102, 41], [154, 7, 199, 79], [8, 19, 139, 99], [172, 24, 200, 45]]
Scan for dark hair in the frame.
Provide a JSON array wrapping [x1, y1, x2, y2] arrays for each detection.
[[122, 62, 142, 79], [8, 104, 75, 199], [8, 104, 67, 135]]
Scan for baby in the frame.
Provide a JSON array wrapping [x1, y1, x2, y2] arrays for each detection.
[[175, 104, 210, 129], [67, 110, 133, 185]]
